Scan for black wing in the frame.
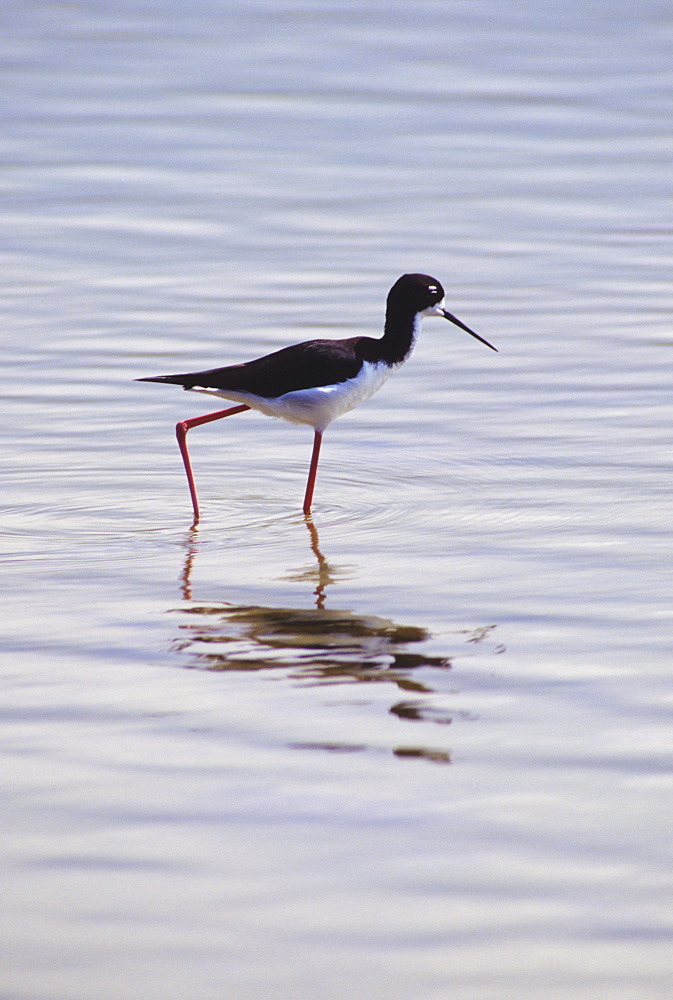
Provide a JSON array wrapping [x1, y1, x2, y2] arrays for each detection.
[[138, 337, 368, 398]]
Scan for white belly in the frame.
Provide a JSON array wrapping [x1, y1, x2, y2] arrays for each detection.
[[191, 360, 394, 432]]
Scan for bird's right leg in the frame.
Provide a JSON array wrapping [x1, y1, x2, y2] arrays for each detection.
[[302, 430, 323, 516], [175, 404, 250, 523]]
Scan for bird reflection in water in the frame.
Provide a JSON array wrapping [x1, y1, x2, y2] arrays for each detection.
[[176, 519, 497, 764]]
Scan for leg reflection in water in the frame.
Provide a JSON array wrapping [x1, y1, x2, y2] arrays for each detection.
[[179, 516, 341, 608]]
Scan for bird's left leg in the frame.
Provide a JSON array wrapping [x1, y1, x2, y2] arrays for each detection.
[[175, 404, 250, 523]]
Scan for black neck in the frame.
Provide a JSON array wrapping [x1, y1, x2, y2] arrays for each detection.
[[376, 307, 419, 365], [356, 297, 423, 366], [359, 309, 420, 365]]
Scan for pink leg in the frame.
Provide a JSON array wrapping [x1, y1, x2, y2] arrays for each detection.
[[175, 404, 250, 523], [303, 430, 323, 515]]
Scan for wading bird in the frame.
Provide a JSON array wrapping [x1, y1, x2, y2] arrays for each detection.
[[137, 273, 496, 521]]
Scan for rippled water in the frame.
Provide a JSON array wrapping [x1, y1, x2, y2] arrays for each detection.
[[2, 2, 673, 998]]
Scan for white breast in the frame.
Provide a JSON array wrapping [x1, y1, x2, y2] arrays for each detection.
[[191, 360, 394, 432]]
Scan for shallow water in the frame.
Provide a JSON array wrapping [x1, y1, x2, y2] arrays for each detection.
[[2, 1, 673, 998]]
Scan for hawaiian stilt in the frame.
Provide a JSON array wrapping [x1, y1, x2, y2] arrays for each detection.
[[137, 273, 496, 521]]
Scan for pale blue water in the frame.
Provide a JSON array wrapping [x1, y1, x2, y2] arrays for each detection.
[[2, 2, 673, 998]]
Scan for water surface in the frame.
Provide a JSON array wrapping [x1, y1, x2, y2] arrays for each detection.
[[2, 2, 673, 998]]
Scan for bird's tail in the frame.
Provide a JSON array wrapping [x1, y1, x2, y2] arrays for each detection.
[[135, 374, 194, 387]]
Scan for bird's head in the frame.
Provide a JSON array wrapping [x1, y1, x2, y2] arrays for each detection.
[[389, 273, 497, 351]]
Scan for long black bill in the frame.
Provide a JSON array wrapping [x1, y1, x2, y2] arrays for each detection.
[[441, 309, 497, 352]]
